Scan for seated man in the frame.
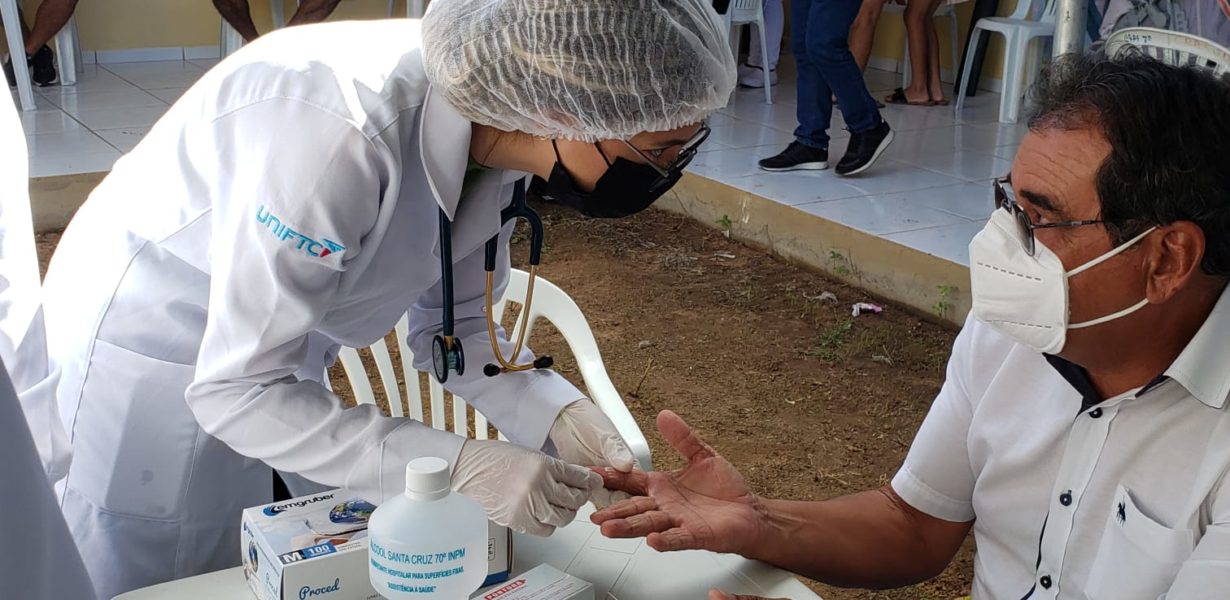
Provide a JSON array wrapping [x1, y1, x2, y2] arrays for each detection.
[[3, 0, 79, 87], [593, 51, 1230, 599], [213, 0, 342, 43]]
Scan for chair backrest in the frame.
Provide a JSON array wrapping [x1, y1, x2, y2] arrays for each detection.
[[1105, 27, 1230, 75], [726, 0, 764, 26], [1006, 0, 1055, 23], [337, 269, 652, 468]]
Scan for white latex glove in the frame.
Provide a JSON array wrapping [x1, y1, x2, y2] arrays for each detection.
[[452, 438, 602, 537], [548, 399, 636, 507]]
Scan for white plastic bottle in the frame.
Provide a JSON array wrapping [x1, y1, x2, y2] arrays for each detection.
[[368, 457, 489, 599]]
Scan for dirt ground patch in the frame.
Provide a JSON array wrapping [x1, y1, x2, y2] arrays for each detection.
[[36, 201, 973, 599]]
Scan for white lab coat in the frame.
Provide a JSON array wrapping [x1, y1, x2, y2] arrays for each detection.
[[0, 358, 96, 600], [0, 55, 71, 486], [0, 74, 92, 600], [42, 20, 582, 599]]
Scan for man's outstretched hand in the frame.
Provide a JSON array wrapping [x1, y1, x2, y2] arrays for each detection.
[[589, 410, 765, 556]]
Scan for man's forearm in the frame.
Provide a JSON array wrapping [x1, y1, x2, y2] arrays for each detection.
[[743, 487, 967, 589]]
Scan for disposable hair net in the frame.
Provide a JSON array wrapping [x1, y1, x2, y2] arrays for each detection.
[[422, 0, 737, 142]]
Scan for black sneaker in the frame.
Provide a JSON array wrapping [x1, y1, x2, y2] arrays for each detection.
[[835, 119, 893, 177], [758, 141, 829, 172], [30, 45, 57, 87]]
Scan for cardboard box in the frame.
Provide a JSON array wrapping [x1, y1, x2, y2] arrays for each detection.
[[242, 490, 512, 600], [471, 565, 594, 600]]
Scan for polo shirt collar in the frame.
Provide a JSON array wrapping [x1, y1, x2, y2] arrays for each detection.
[[1046, 283, 1230, 410], [1164, 283, 1230, 409]]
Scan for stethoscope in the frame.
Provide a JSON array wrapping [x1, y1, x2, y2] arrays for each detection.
[[432, 179, 554, 383]]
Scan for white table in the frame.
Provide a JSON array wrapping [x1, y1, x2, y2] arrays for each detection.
[[115, 505, 820, 600]]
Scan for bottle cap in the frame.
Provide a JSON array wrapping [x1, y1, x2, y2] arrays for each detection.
[[405, 457, 451, 501]]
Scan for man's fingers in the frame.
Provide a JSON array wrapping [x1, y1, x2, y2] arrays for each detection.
[[591, 496, 658, 524], [657, 410, 716, 464], [598, 509, 674, 538], [647, 526, 701, 552], [592, 466, 650, 495]]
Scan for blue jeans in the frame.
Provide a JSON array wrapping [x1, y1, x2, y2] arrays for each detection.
[[791, 0, 882, 150]]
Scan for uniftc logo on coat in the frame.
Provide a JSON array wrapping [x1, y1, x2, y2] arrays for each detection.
[[256, 205, 346, 258]]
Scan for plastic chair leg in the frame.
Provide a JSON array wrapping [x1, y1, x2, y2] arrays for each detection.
[[1, 0, 37, 111], [54, 17, 78, 87], [954, 25, 984, 113], [947, 12, 959, 85], [409, 0, 425, 18], [757, 14, 772, 104], [902, 31, 912, 89], [999, 31, 1023, 123]]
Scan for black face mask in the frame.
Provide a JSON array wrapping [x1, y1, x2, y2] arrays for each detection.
[[532, 141, 683, 219]]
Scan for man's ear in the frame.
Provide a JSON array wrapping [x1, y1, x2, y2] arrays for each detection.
[[1145, 221, 1206, 304]]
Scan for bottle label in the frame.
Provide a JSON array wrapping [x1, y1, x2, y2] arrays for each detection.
[[369, 540, 471, 595]]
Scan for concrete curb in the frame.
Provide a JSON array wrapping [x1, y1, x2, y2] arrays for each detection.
[[659, 173, 971, 328]]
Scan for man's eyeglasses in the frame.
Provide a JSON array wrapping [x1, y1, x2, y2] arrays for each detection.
[[993, 176, 1107, 256], [621, 122, 712, 193]]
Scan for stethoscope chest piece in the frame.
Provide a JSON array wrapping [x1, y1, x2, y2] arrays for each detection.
[[431, 335, 464, 383]]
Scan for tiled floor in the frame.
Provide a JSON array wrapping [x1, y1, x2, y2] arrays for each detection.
[[695, 67, 1023, 267], [16, 59, 1020, 267], [14, 59, 216, 178]]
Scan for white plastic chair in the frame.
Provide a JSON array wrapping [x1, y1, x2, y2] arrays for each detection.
[[336, 269, 653, 470], [955, 0, 1057, 123], [1104, 27, 1230, 75], [1, 0, 80, 112], [221, 0, 421, 58], [883, 2, 960, 90], [724, 0, 772, 105]]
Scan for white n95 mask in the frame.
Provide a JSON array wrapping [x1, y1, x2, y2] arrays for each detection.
[[969, 209, 1156, 355]]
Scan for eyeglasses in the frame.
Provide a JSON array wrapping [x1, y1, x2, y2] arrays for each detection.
[[993, 176, 1107, 256], [621, 122, 712, 193]]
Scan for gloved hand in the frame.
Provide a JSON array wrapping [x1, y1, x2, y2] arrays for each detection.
[[548, 399, 637, 507], [452, 438, 602, 537]]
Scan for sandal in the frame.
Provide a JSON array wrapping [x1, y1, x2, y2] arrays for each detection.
[[884, 87, 933, 106]]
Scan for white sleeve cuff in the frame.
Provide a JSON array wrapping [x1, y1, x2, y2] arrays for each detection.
[[891, 464, 976, 523]]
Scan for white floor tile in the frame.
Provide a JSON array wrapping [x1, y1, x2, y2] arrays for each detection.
[[9, 90, 56, 111], [725, 159, 963, 205], [884, 219, 989, 266], [877, 103, 956, 132], [707, 122, 796, 150], [990, 144, 1019, 161], [863, 68, 902, 92], [19, 108, 84, 135], [103, 61, 206, 90], [71, 105, 169, 131], [905, 180, 997, 221], [187, 58, 221, 70], [719, 97, 799, 126], [49, 89, 166, 115], [25, 129, 116, 158], [39, 66, 140, 96], [95, 126, 153, 153], [902, 150, 1013, 182], [885, 123, 1029, 159], [796, 192, 973, 235], [30, 149, 121, 178], [687, 146, 785, 181]]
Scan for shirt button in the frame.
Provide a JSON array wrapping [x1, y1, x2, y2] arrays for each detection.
[[1090, 408, 1103, 418], [1041, 575, 1053, 589], [1060, 491, 1073, 506]]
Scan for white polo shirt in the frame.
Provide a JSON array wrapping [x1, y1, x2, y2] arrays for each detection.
[[892, 287, 1230, 600]]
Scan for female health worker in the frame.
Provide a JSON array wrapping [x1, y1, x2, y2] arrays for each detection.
[[40, 1, 736, 597]]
